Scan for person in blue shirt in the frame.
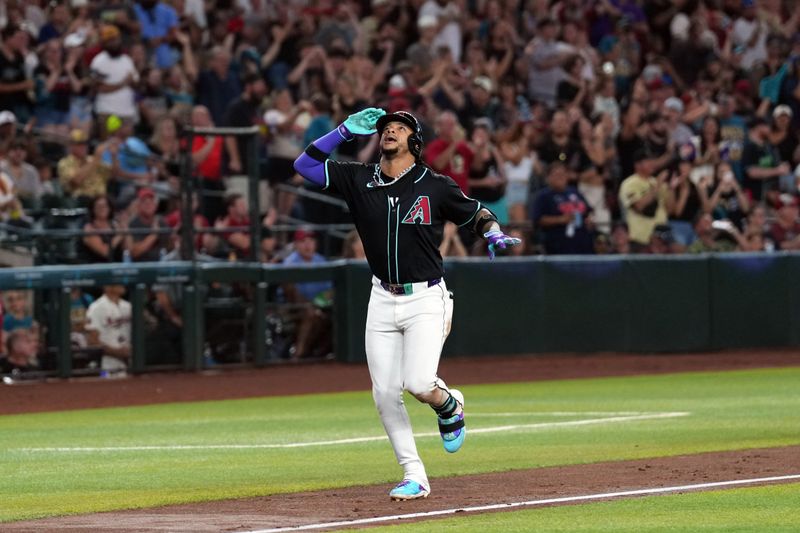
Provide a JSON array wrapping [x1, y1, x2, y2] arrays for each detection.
[[531, 162, 595, 255], [282, 229, 333, 360], [133, 0, 179, 69]]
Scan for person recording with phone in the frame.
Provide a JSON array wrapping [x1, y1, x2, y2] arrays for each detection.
[[697, 161, 751, 231]]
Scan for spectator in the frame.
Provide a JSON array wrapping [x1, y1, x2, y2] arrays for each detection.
[[133, 0, 180, 69], [0, 169, 24, 223], [731, 0, 769, 71], [424, 110, 473, 194], [687, 213, 746, 253], [668, 159, 703, 247], [0, 111, 18, 157], [3, 290, 39, 338], [531, 161, 594, 255], [163, 193, 213, 253], [742, 116, 790, 203], [195, 47, 241, 126], [101, 134, 156, 209], [609, 221, 632, 254], [0, 24, 33, 123], [282, 229, 333, 360], [69, 287, 95, 350], [85, 284, 131, 373], [137, 67, 170, 136], [699, 161, 751, 231], [619, 150, 674, 250], [498, 123, 536, 224], [58, 129, 110, 208], [33, 39, 72, 136], [224, 73, 268, 175], [536, 109, 587, 184], [646, 224, 684, 255], [439, 221, 468, 257], [213, 192, 251, 259], [525, 17, 568, 109], [0, 139, 42, 207], [341, 228, 365, 260], [662, 96, 694, 147], [125, 187, 170, 261], [467, 117, 508, 224], [81, 195, 126, 263], [188, 105, 227, 223], [301, 93, 334, 149], [769, 104, 799, 172], [263, 90, 309, 218], [1, 329, 40, 375], [766, 193, 800, 250], [717, 93, 748, 182], [90, 25, 139, 127], [37, 2, 71, 44]]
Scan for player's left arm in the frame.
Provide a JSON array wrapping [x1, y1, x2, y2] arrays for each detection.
[[440, 179, 520, 259], [473, 209, 521, 260]]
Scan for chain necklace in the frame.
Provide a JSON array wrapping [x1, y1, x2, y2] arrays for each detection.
[[371, 162, 416, 186]]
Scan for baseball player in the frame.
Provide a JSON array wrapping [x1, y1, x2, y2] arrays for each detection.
[[293, 108, 520, 500]]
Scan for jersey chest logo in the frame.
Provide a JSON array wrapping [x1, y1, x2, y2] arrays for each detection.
[[402, 195, 432, 225]]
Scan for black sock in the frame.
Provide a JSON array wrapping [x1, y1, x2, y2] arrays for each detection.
[[432, 392, 457, 418]]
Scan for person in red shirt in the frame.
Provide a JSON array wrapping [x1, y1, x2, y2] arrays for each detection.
[[423, 110, 474, 194], [213, 193, 251, 259], [768, 193, 800, 250], [189, 105, 226, 222], [163, 193, 213, 253]]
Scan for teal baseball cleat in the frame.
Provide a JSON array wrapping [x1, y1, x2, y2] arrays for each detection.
[[438, 389, 465, 453], [389, 479, 430, 501]]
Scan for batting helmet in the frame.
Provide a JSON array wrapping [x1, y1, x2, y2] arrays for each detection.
[[376, 111, 424, 160]]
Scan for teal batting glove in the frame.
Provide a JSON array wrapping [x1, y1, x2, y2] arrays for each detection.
[[341, 107, 386, 137], [484, 230, 522, 260]]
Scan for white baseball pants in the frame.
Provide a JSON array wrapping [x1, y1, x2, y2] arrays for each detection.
[[365, 276, 454, 487]]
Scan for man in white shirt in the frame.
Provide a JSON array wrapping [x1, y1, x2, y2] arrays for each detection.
[[90, 24, 139, 127], [86, 285, 131, 372], [731, 0, 768, 70]]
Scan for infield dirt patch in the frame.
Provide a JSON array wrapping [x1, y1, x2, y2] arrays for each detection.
[[5, 446, 799, 532]]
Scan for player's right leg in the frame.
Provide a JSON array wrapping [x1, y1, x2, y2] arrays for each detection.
[[365, 280, 429, 499]]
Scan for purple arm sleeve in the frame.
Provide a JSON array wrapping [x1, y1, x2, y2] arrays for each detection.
[[293, 125, 353, 187]]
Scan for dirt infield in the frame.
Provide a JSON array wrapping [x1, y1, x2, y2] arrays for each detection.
[[2, 349, 800, 415], [3, 349, 800, 531], [6, 446, 799, 532]]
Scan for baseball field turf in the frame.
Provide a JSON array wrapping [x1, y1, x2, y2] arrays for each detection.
[[1, 366, 798, 530]]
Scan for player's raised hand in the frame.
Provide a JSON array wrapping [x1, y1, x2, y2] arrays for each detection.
[[343, 108, 386, 136], [483, 229, 521, 260]]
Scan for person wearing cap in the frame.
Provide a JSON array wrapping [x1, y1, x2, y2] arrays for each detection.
[[662, 96, 694, 146], [769, 105, 799, 167], [619, 149, 676, 249], [0, 24, 34, 123], [742, 115, 791, 203], [58, 129, 111, 206], [0, 139, 42, 206], [767, 193, 800, 250], [281, 228, 333, 360], [294, 105, 520, 499], [90, 24, 139, 124], [124, 187, 170, 262]]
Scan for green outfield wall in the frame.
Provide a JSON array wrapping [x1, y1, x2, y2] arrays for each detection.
[[1, 253, 796, 374]]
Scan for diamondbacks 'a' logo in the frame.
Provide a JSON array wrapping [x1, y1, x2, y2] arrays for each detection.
[[402, 195, 432, 225]]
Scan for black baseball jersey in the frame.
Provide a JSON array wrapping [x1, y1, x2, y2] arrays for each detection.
[[323, 161, 482, 284]]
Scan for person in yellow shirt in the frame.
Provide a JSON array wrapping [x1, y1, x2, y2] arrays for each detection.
[[57, 129, 111, 207], [618, 149, 675, 250]]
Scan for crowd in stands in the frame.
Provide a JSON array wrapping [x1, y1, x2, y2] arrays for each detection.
[[2, 0, 800, 372]]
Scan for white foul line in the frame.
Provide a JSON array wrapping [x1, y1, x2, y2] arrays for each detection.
[[243, 474, 800, 533], [16, 412, 689, 453]]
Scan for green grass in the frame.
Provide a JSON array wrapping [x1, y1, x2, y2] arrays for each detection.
[[0, 367, 798, 522], [371, 483, 800, 532]]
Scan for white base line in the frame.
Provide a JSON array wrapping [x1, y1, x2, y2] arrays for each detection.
[[16, 412, 688, 453], [244, 474, 800, 533]]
